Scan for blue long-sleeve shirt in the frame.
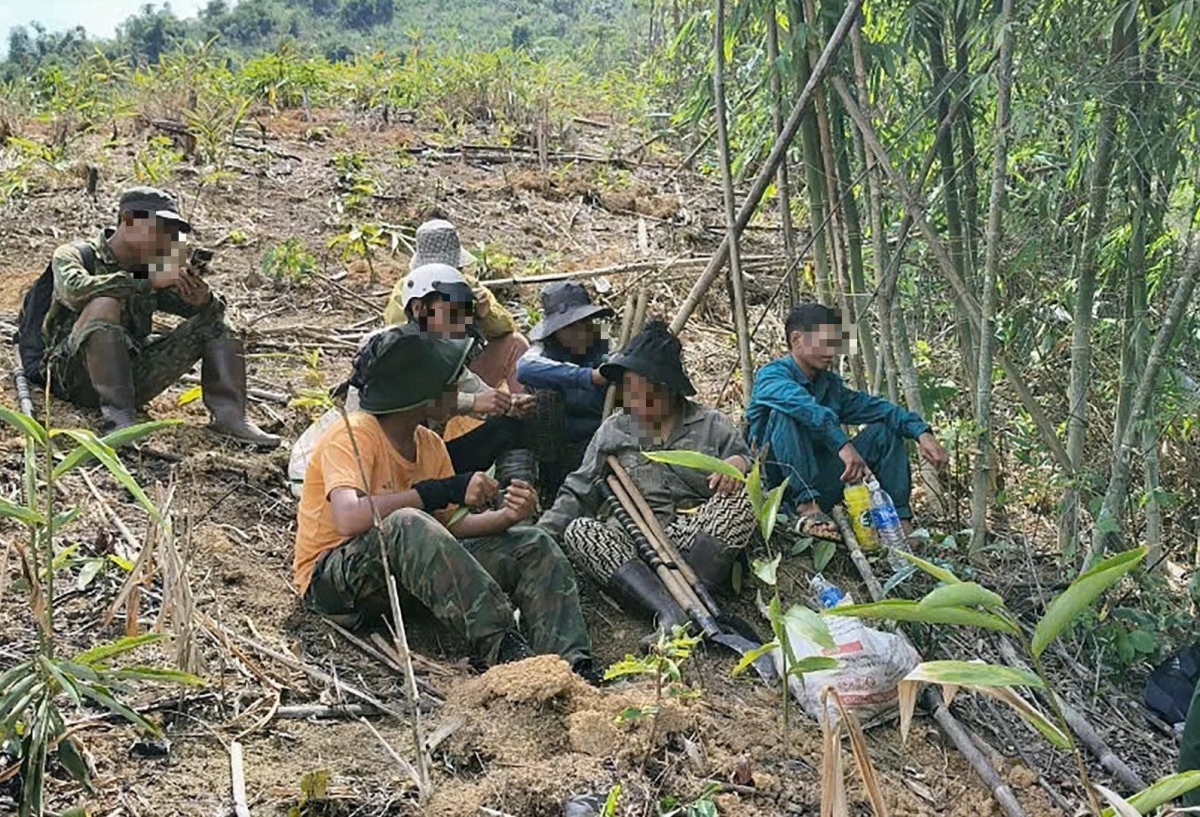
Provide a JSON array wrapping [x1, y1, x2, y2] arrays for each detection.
[[516, 337, 608, 442], [745, 355, 930, 454]]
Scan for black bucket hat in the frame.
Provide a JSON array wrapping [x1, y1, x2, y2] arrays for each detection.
[[599, 320, 695, 396], [350, 324, 472, 415], [529, 281, 613, 342]]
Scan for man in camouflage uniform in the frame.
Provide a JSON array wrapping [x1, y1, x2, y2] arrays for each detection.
[[293, 322, 594, 676], [42, 187, 278, 446]]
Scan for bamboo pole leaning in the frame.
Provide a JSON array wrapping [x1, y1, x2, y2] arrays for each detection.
[[830, 507, 1029, 817], [712, 0, 754, 402], [602, 292, 638, 419], [669, 0, 864, 335]]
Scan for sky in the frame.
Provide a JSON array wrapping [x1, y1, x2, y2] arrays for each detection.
[[0, 0, 208, 52]]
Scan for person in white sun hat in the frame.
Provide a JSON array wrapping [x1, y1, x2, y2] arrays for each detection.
[[384, 219, 528, 394]]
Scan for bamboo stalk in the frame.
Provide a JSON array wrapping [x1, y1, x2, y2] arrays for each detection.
[[712, 0, 754, 402], [603, 292, 637, 419], [669, 0, 864, 334], [970, 0, 1014, 558], [230, 741, 251, 817], [765, 0, 799, 305]]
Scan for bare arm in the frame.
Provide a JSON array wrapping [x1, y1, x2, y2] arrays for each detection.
[[328, 486, 424, 538]]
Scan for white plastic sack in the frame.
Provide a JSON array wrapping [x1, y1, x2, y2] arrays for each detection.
[[288, 389, 361, 497], [765, 596, 921, 728]]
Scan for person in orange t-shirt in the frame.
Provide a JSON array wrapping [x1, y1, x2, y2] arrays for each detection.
[[294, 323, 593, 675]]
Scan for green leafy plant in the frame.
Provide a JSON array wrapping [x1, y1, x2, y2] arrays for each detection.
[[0, 404, 198, 817], [658, 783, 719, 817], [261, 239, 318, 287], [642, 450, 836, 742], [328, 223, 387, 285], [604, 626, 702, 769], [132, 135, 183, 184]]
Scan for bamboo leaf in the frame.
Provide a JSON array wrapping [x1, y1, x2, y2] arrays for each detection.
[[0, 404, 48, 447], [745, 461, 763, 517], [57, 738, 92, 789], [72, 633, 165, 668], [978, 686, 1071, 749], [106, 666, 205, 686], [760, 482, 787, 544], [1031, 547, 1145, 658], [76, 681, 158, 734], [0, 496, 44, 526], [731, 640, 778, 677], [53, 420, 181, 480], [918, 582, 1005, 610], [895, 550, 963, 584], [642, 449, 744, 480], [826, 599, 1020, 634], [176, 385, 203, 406], [38, 655, 82, 706], [51, 430, 162, 524], [783, 603, 836, 650], [1095, 784, 1139, 817], [897, 678, 920, 743], [76, 559, 106, 591], [813, 539, 836, 572], [903, 660, 1043, 689], [786, 656, 837, 676], [1108, 770, 1200, 815]]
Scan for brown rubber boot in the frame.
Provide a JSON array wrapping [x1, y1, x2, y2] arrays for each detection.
[[82, 327, 138, 431], [201, 337, 281, 449], [609, 560, 690, 647]]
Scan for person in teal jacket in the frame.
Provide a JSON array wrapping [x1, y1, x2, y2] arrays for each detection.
[[745, 303, 948, 540]]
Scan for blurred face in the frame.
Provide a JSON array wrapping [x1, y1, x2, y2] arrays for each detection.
[[414, 296, 473, 338], [790, 322, 842, 373], [425, 385, 460, 421], [553, 319, 594, 356], [121, 212, 182, 265], [623, 371, 673, 428]]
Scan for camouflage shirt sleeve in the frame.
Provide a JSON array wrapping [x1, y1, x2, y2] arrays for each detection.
[[51, 243, 136, 311]]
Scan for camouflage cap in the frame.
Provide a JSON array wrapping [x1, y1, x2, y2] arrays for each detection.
[[350, 324, 472, 415], [118, 186, 191, 233]]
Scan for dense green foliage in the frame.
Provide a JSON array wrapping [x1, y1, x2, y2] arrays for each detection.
[[2, 0, 650, 78]]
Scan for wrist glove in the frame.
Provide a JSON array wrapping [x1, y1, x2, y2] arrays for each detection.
[[413, 472, 472, 511]]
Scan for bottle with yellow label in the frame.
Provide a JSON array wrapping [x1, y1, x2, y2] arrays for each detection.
[[843, 482, 878, 550]]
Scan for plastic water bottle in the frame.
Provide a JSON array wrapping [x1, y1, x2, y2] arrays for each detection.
[[809, 574, 846, 610], [867, 478, 910, 572]]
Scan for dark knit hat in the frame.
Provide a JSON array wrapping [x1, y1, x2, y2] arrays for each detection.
[[350, 324, 471, 414], [599, 320, 695, 396]]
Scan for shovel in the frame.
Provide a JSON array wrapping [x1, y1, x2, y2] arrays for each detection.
[[601, 476, 778, 685]]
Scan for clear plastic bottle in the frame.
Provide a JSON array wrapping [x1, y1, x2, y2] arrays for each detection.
[[867, 477, 911, 571], [809, 574, 848, 610]]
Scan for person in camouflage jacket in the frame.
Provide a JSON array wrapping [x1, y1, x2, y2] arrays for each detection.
[[41, 186, 278, 447]]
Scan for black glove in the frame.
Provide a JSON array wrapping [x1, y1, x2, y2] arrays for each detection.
[[413, 472, 472, 511]]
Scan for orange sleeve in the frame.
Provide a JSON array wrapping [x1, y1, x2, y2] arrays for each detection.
[[319, 423, 375, 497]]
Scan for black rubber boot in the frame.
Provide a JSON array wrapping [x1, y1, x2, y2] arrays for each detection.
[[609, 560, 689, 645], [685, 531, 741, 595], [201, 337, 281, 449], [82, 327, 138, 431], [494, 628, 535, 665], [571, 658, 604, 686]]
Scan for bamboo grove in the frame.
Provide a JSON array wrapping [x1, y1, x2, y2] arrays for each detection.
[[651, 0, 1200, 570]]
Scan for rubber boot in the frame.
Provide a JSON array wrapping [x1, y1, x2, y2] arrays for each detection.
[[493, 628, 535, 665], [201, 337, 281, 449], [82, 327, 138, 431], [685, 531, 741, 595], [609, 560, 689, 647]]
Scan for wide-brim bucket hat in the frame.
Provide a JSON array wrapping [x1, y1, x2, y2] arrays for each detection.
[[409, 219, 477, 270], [529, 281, 613, 341], [351, 324, 472, 415], [599, 320, 696, 397]]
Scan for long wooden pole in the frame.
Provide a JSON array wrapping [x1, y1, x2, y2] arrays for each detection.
[[713, 0, 754, 401], [669, 0, 864, 335]]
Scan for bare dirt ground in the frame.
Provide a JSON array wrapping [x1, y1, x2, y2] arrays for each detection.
[[0, 108, 1180, 816]]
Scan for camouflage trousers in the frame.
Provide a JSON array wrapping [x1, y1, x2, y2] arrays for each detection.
[[46, 306, 230, 408], [304, 509, 591, 666], [564, 490, 756, 586]]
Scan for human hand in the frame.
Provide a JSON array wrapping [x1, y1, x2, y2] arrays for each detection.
[[590, 368, 607, 388], [501, 478, 538, 522], [174, 269, 211, 306], [917, 431, 949, 470], [508, 393, 536, 418], [708, 454, 747, 494], [465, 472, 499, 507], [473, 289, 491, 319], [473, 388, 512, 416], [838, 443, 868, 483]]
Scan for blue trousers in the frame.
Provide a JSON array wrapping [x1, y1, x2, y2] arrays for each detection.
[[757, 415, 913, 519]]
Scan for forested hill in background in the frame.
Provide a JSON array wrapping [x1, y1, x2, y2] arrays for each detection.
[[2, 0, 648, 77]]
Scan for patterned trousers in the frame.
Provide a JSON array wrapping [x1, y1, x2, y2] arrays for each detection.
[[304, 509, 591, 666], [562, 490, 757, 586]]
